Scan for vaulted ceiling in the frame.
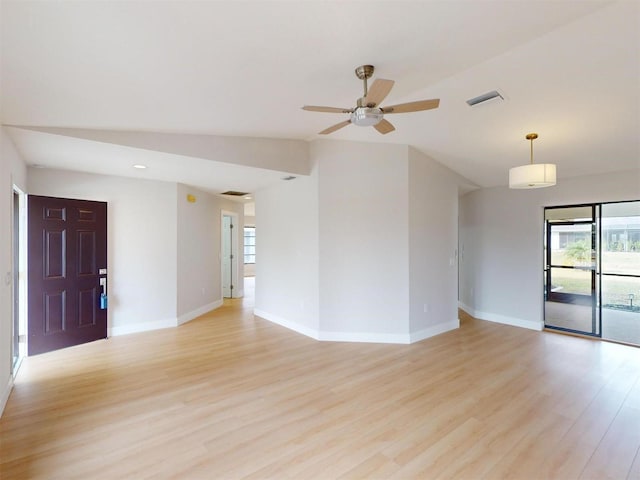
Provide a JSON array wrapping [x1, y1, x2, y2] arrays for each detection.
[[2, 1, 638, 195]]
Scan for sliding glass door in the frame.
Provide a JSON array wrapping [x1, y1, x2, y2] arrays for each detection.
[[601, 201, 640, 345], [544, 201, 640, 346]]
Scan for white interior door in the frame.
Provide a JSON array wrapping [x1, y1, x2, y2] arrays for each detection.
[[221, 212, 238, 298], [222, 215, 232, 297]]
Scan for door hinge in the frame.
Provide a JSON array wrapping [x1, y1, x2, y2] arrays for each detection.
[[230, 224, 234, 229], [230, 284, 234, 290], [230, 254, 234, 259]]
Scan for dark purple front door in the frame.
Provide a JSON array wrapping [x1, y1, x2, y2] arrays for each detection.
[[28, 195, 107, 355]]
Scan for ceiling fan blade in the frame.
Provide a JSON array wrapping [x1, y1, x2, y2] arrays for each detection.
[[381, 99, 440, 114], [302, 105, 353, 113], [319, 120, 351, 135], [374, 119, 395, 135], [363, 79, 395, 107]]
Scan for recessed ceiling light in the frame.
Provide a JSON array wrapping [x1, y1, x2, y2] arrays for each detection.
[[132, 164, 147, 169]]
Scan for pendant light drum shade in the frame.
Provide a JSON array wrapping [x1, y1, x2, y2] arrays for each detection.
[[509, 163, 556, 188], [508, 132, 556, 189]]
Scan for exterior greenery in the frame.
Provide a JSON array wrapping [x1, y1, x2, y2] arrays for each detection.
[[564, 240, 590, 266]]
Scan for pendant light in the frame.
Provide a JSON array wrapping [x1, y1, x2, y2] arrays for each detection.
[[509, 133, 556, 189]]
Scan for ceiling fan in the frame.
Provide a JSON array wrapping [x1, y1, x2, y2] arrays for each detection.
[[302, 65, 440, 135]]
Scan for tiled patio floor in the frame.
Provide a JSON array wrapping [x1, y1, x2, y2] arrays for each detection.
[[545, 300, 640, 345]]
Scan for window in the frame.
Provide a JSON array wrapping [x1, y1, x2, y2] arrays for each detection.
[[244, 227, 255, 264]]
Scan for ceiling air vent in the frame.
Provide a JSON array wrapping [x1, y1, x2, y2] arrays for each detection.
[[466, 90, 504, 107], [221, 191, 250, 196]]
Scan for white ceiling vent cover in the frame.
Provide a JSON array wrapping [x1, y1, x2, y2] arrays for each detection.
[[466, 90, 504, 106]]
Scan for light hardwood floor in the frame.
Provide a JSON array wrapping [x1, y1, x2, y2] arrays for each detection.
[[2, 288, 640, 479]]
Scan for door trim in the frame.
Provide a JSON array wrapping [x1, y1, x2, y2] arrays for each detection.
[[11, 185, 26, 374]]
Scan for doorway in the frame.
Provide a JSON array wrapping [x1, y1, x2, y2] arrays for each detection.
[[544, 201, 640, 345], [544, 205, 597, 335], [12, 187, 26, 373], [27, 195, 108, 355], [221, 211, 239, 298]]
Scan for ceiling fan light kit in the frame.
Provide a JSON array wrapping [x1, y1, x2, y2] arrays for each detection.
[[302, 65, 440, 135], [509, 133, 557, 189], [350, 107, 383, 126]]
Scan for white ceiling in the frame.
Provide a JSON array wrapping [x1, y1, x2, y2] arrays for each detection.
[[2, 1, 639, 194]]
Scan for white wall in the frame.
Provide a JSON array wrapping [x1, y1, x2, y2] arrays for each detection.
[[254, 139, 472, 344], [28, 168, 179, 335], [459, 169, 640, 330], [254, 162, 320, 337], [0, 129, 28, 416], [408, 147, 466, 340], [316, 140, 410, 340], [177, 185, 223, 323]]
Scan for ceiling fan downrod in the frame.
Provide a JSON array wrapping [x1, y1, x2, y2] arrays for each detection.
[[355, 65, 375, 104]]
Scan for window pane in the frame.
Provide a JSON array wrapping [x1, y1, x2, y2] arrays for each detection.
[[601, 201, 640, 345], [550, 224, 592, 267], [244, 227, 256, 264]]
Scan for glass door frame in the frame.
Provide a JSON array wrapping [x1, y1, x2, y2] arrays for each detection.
[[544, 204, 600, 337]]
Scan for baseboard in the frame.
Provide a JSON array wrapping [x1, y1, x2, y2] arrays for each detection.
[[410, 318, 460, 343], [108, 300, 226, 336], [109, 317, 177, 337], [318, 330, 411, 344], [254, 309, 411, 344], [0, 374, 14, 418], [459, 301, 542, 331], [177, 300, 223, 326], [254, 309, 459, 344], [458, 301, 475, 317], [254, 309, 320, 340]]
